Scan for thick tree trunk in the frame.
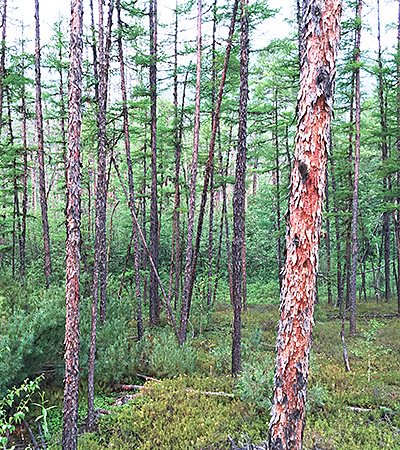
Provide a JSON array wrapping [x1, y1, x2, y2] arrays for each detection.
[[35, 0, 52, 288], [231, 0, 249, 376], [349, 0, 362, 335], [62, 0, 83, 448], [149, 0, 160, 327], [179, 0, 202, 345], [268, 1, 342, 449]]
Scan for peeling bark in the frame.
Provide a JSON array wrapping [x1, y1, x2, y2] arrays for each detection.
[[268, 1, 342, 449], [62, 0, 83, 447]]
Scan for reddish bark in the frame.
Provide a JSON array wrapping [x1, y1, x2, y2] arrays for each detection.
[[62, 0, 83, 447], [268, 1, 342, 448]]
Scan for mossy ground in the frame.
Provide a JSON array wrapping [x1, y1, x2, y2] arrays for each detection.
[[25, 297, 400, 449]]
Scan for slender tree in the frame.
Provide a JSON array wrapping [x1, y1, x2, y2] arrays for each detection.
[[231, 0, 249, 376], [62, 0, 83, 447], [117, 0, 143, 340], [268, 1, 342, 448], [349, 0, 362, 334], [377, 0, 390, 300], [35, 0, 52, 287], [179, 0, 202, 345], [149, 0, 160, 326]]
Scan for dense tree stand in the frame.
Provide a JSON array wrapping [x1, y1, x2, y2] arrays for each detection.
[[268, 1, 342, 449]]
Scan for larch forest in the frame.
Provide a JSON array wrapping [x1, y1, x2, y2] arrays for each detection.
[[1, 0, 400, 449]]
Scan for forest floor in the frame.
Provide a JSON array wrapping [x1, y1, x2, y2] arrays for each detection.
[[9, 295, 400, 450]]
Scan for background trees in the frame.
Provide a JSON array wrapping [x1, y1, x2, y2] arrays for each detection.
[[1, 0, 400, 447]]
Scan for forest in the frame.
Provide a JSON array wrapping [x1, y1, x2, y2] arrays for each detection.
[[1, 0, 400, 448]]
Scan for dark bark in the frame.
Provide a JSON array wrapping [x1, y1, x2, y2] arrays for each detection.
[[207, 0, 218, 309], [149, 0, 160, 327], [377, 0, 390, 300], [325, 164, 332, 304], [87, 0, 113, 430], [179, 0, 202, 345], [231, 0, 249, 376], [117, 0, 143, 340], [349, 0, 362, 335], [180, 0, 239, 344], [330, 156, 342, 306], [395, 0, 400, 314], [268, 1, 342, 448], [62, 0, 83, 447], [21, 70, 28, 280], [35, 0, 52, 288]]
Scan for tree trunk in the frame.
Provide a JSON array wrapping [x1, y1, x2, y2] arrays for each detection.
[[117, 0, 143, 340], [35, 0, 52, 288], [149, 0, 160, 327], [325, 164, 332, 304], [268, 1, 342, 448], [62, 0, 83, 447], [181, 0, 239, 344], [377, 0, 390, 301], [231, 0, 249, 376], [87, 0, 113, 429], [349, 0, 362, 335], [179, 0, 202, 345], [21, 72, 28, 281]]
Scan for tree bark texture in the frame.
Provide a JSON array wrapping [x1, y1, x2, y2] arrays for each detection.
[[179, 0, 202, 345], [231, 0, 249, 376], [349, 0, 362, 335], [268, 1, 342, 449], [35, 0, 52, 288], [62, 0, 83, 448], [149, 0, 160, 327]]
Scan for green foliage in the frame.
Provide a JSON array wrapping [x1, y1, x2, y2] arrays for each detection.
[[0, 376, 42, 447], [144, 330, 198, 379], [0, 285, 65, 395]]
